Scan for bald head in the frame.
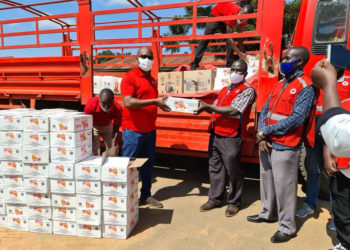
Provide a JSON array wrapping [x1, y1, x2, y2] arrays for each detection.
[[137, 46, 153, 57], [231, 59, 248, 75]]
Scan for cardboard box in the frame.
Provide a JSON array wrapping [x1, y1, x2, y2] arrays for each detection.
[[0, 146, 22, 161], [4, 189, 26, 204], [29, 219, 52, 234], [158, 71, 184, 94], [0, 202, 5, 215], [77, 224, 102, 238], [50, 130, 92, 147], [0, 131, 22, 145], [51, 194, 76, 208], [22, 147, 50, 164], [22, 115, 50, 132], [4, 175, 24, 189], [24, 178, 49, 193], [102, 174, 139, 196], [22, 132, 50, 147], [184, 70, 216, 93], [0, 178, 3, 187], [26, 193, 51, 207], [103, 209, 138, 226], [102, 190, 138, 211], [76, 208, 101, 226], [6, 204, 28, 217], [165, 97, 199, 114], [23, 164, 49, 178], [28, 206, 52, 220], [0, 188, 4, 200], [48, 163, 74, 180], [50, 143, 92, 163], [50, 114, 92, 132], [50, 179, 75, 194], [52, 207, 76, 222], [76, 180, 101, 195], [76, 194, 102, 209], [2, 161, 24, 175], [101, 157, 141, 182], [93, 76, 102, 95], [7, 215, 29, 231], [103, 213, 139, 239], [53, 220, 77, 236], [0, 113, 23, 131], [0, 216, 7, 227], [75, 156, 101, 181]]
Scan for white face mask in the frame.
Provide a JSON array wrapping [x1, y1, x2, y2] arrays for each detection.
[[230, 72, 245, 84], [100, 104, 112, 113], [138, 57, 153, 72]]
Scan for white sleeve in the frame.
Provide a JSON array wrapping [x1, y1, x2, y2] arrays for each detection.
[[320, 114, 350, 157]]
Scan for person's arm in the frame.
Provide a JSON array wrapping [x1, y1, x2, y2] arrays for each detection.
[[257, 96, 270, 131], [84, 99, 94, 115], [226, 25, 247, 61], [323, 145, 339, 177], [196, 100, 240, 117]]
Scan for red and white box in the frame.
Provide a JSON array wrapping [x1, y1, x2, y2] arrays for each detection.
[[50, 130, 92, 147], [102, 174, 138, 196], [23, 164, 49, 178], [76, 208, 101, 226], [103, 208, 138, 226], [50, 114, 92, 132], [0, 113, 23, 131], [101, 157, 138, 182], [165, 97, 199, 114], [75, 156, 102, 181], [4, 189, 26, 204], [51, 194, 76, 208], [22, 115, 50, 132], [77, 224, 102, 238], [0, 202, 6, 215], [102, 190, 138, 211], [26, 193, 51, 207], [52, 207, 76, 222], [0, 216, 7, 227], [6, 204, 28, 217], [50, 179, 75, 194], [50, 143, 92, 163], [0, 146, 22, 161], [29, 219, 52, 234], [21, 147, 50, 164], [2, 161, 24, 175], [48, 163, 74, 180], [103, 213, 139, 240], [0, 178, 3, 187], [4, 175, 24, 189], [76, 194, 101, 209], [53, 221, 77, 236], [22, 132, 50, 147], [7, 215, 29, 231], [0, 131, 22, 145], [28, 206, 52, 220], [24, 178, 49, 193], [76, 180, 101, 195]]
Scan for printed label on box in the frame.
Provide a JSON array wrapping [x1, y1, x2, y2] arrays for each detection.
[[23, 164, 49, 178], [103, 214, 138, 240], [53, 221, 77, 236], [22, 132, 49, 147], [4, 189, 26, 204], [0, 216, 7, 227], [2, 161, 24, 175], [29, 219, 52, 234], [75, 164, 101, 181], [52, 207, 76, 222], [76, 208, 101, 226], [48, 163, 74, 180], [26, 193, 51, 207], [102, 191, 138, 211], [51, 194, 76, 208], [50, 179, 75, 194], [103, 209, 138, 226], [0, 146, 21, 161], [0, 132, 22, 146], [77, 224, 102, 238], [6, 204, 28, 217], [0, 114, 22, 131], [24, 178, 49, 193], [101, 157, 138, 182], [22, 147, 50, 164], [50, 143, 92, 163], [50, 115, 92, 132], [76, 195, 101, 209], [4, 176, 24, 189], [102, 174, 138, 196], [165, 97, 199, 114], [0, 202, 6, 215], [76, 180, 101, 195], [23, 116, 49, 132], [28, 206, 52, 220], [50, 130, 92, 147], [7, 215, 29, 231]]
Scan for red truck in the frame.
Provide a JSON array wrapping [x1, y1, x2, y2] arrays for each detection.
[[0, 0, 349, 197]]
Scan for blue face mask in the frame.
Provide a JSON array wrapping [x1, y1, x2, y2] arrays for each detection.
[[280, 58, 300, 76]]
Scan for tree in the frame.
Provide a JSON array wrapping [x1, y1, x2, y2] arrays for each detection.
[[283, 0, 301, 36], [97, 50, 115, 64]]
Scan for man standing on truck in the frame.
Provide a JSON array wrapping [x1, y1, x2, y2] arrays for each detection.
[[121, 46, 171, 208], [195, 59, 256, 217], [247, 46, 316, 243], [190, 3, 254, 70], [84, 88, 123, 156]]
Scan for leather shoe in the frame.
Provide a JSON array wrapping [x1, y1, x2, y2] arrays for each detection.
[[247, 214, 277, 223], [200, 201, 220, 212], [225, 205, 239, 217], [270, 231, 296, 243]]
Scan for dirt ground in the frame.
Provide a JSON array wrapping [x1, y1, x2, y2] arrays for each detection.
[[0, 154, 337, 250]]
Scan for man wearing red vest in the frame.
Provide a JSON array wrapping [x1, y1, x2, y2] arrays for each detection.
[[247, 46, 316, 243], [195, 59, 256, 217]]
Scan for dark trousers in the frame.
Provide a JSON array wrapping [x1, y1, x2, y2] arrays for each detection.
[[191, 20, 236, 68], [208, 133, 243, 206], [121, 129, 156, 199], [330, 172, 350, 249]]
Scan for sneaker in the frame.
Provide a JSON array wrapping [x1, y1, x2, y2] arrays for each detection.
[[329, 218, 336, 231], [296, 203, 314, 218], [329, 243, 348, 250], [139, 196, 163, 208]]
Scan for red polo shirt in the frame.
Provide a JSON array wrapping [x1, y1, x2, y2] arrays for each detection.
[[121, 67, 158, 133], [212, 2, 248, 28], [84, 96, 123, 126]]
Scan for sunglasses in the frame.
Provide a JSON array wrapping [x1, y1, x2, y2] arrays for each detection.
[[139, 55, 153, 60]]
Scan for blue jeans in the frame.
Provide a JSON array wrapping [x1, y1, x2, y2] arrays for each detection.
[[304, 130, 324, 209], [121, 129, 156, 199]]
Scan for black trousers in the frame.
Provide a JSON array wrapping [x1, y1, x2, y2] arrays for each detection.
[[208, 133, 243, 206], [330, 172, 350, 248], [191, 20, 236, 68]]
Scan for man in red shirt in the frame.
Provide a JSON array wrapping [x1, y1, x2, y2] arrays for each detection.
[[84, 88, 123, 156], [121, 46, 170, 208], [190, 3, 254, 70]]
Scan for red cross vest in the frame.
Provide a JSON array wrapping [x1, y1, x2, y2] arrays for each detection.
[[315, 75, 350, 116], [210, 82, 253, 139], [265, 75, 316, 147], [334, 98, 350, 169]]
